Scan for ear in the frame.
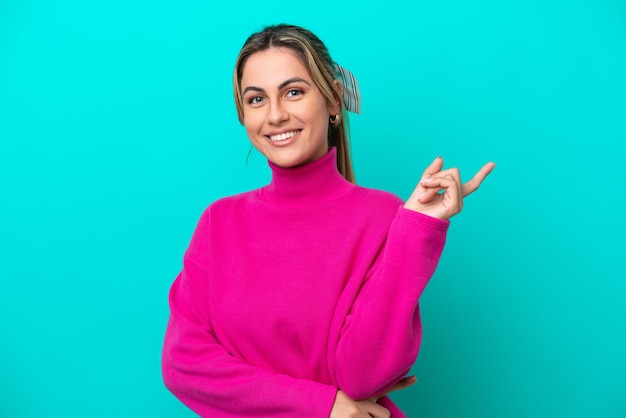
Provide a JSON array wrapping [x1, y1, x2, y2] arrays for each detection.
[[329, 79, 342, 116]]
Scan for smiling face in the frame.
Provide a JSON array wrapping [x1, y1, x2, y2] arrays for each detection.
[[240, 47, 338, 168]]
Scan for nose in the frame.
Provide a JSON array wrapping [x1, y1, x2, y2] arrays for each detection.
[[267, 100, 288, 125]]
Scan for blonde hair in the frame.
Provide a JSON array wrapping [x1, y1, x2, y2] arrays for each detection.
[[233, 24, 355, 183]]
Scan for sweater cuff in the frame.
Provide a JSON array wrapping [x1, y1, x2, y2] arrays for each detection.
[[395, 206, 450, 232]]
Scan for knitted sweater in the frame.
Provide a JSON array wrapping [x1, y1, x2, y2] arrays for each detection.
[[162, 148, 449, 417]]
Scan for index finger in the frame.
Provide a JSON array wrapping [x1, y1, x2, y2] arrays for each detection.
[[461, 162, 496, 197]]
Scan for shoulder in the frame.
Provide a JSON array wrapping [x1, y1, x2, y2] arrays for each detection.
[[192, 188, 262, 229], [325, 184, 405, 229], [186, 189, 262, 248], [212, 188, 259, 208], [348, 184, 404, 211], [199, 188, 261, 219]]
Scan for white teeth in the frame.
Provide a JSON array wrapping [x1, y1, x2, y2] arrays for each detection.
[[269, 131, 298, 141]]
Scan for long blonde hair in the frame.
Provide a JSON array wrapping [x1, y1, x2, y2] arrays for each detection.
[[233, 24, 355, 183]]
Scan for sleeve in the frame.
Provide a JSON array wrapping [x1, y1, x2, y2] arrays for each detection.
[[332, 206, 450, 400], [162, 210, 338, 418]]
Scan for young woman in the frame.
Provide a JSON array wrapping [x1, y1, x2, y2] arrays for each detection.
[[162, 24, 495, 418]]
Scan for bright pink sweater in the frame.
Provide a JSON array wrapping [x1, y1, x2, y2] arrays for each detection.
[[162, 148, 449, 417]]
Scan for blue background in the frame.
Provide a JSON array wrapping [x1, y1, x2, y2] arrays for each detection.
[[1, 0, 625, 416]]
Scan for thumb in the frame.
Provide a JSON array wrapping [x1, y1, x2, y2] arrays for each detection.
[[421, 156, 443, 179]]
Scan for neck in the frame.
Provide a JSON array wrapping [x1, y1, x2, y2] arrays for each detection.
[[260, 147, 353, 207]]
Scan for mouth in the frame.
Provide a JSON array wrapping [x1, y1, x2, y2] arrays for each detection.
[[267, 130, 301, 142]]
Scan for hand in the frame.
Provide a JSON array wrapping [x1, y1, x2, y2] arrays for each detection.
[[330, 390, 390, 418], [404, 157, 495, 220], [369, 375, 417, 403], [329, 376, 417, 418]]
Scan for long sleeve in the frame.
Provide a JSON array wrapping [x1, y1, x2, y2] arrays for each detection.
[[163, 148, 451, 417], [162, 212, 337, 418], [332, 207, 449, 400]]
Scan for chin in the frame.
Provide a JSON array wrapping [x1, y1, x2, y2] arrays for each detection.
[[269, 155, 306, 168], [264, 149, 309, 168], [255, 141, 328, 168]]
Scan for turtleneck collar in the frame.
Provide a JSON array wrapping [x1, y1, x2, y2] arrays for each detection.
[[259, 147, 354, 207]]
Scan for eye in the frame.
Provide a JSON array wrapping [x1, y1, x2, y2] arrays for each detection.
[[286, 89, 303, 98], [247, 96, 265, 106]]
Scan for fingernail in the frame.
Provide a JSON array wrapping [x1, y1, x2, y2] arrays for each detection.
[[407, 376, 417, 383], [433, 156, 441, 163], [418, 192, 425, 200]]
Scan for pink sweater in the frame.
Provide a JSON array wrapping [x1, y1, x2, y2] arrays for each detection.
[[162, 148, 449, 417]]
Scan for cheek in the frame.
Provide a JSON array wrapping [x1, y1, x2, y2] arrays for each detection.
[[243, 112, 263, 134], [298, 102, 330, 128]]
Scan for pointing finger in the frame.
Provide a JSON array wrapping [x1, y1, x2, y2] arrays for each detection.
[[462, 162, 496, 197]]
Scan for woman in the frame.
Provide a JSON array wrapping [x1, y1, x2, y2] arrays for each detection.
[[162, 24, 494, 418]]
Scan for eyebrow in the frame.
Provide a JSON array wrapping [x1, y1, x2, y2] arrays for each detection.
[[242, 77, 311, 95]]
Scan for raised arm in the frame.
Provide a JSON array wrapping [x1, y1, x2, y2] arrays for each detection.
[[332, 158, 494, 400]]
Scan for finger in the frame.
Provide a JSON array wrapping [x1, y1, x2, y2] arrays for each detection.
[[421, 175, 462, 210], [418, 187, 441, 204], [420, 175, 458, 192], [407, 159, 453, 207], [461, 162, 496, 197], [388, 376, 417, 393], [365, 401, 391, 418], [422, 167, 461, 183], [373, 376, 418, 402], [421, 156, 444, 179], [422, 168, 462, 198], [413, 175, 447, 205]]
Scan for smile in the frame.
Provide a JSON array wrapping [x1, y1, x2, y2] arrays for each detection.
[[268, 130, 301, 142]]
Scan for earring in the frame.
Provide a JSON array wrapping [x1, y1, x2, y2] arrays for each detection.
[[330, 114, 340, 124]]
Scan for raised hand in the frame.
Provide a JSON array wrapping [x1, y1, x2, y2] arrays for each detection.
[[404, 157, 495, 220]]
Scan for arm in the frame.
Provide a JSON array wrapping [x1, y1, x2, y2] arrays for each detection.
[[333, 158, 495, 400], [162, 212, 337, 418], [332, 207, 449, 400]]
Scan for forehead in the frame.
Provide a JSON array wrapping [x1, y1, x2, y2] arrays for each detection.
[[241, 47, 311, 86]]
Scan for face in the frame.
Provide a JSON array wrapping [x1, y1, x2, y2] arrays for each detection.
[[240, 47, 338, 168]]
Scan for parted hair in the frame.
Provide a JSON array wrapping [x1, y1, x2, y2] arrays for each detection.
[[233, 24, 355, 183]]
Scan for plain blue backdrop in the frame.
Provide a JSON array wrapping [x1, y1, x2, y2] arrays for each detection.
[[1, 0, 625, 416]]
